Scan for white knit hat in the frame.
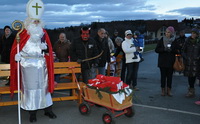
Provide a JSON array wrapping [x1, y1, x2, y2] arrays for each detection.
[[125, 30, 132, 36], [26, 0, 44, 20]]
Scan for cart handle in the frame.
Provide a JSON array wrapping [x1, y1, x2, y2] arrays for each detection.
[[68, 67, 84, 98]]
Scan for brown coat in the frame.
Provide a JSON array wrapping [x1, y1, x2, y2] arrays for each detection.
[[53, 40, 71, 62]]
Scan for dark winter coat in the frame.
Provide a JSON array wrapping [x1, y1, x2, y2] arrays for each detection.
[[113, 43, 125, 61], [111, 35, 118, 48], [0, 34, 15, 63], [182, 37, 200, 77], [174, 35, 186, 54], [94, 36, 110, 67], [70, 37, 98, 69], [155, 37, 176, 68]]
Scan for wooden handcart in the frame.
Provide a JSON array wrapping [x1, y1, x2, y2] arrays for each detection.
[[79, 86, 135, 124]]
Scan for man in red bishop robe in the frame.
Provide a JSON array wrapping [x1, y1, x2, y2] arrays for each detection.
[[10, 0, 56, 122]]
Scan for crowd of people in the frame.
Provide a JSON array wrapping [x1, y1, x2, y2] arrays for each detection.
[[0, 0, 200, 123], [155, 26, 200, 104], [1, 22, 200, 123], [52, 25, 200, 107]]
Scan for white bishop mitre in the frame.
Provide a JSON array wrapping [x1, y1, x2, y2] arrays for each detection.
[[26, 0, 44, 20]]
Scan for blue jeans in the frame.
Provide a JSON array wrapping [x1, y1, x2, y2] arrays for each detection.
[[54, 74, 60, 83], [81, 67, 96, 83]]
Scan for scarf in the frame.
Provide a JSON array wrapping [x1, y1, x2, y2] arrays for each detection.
[[163, 35, 175, 48]]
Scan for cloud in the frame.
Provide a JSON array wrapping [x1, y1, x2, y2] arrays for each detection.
[[169, 7, 200, 17], [45, 0, 146, 6], [0, 4, 26, 27], [0, 0, 145, 5], [0, 4, 25, 12], [0, 0, 199, 29], [42, 2, 158, 28]]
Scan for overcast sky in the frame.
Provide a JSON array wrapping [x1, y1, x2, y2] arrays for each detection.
[[0, 0, 200, 29]]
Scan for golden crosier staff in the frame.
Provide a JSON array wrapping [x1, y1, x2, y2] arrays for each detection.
[[12, 20, 24, 43], [12, 20, 24, 124]]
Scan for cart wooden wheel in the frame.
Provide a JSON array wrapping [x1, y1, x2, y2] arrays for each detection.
[[102, 113, 115, 124], [124, 107, 135, 117], [79, 103, 91, 115]]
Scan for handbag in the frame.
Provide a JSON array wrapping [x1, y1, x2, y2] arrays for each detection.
[[173, 55, 185, 71]]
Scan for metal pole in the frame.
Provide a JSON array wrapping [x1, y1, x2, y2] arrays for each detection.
[[17, 41, 21, 124], [12, 20, 24, 124]]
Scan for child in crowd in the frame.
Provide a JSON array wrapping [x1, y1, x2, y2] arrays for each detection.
[[132, 31, 144, 62], [109, 55, 116, 76], [53, 52, 59, 84]]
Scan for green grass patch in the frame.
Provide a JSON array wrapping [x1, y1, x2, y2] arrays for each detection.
[[144, 43, 157, 52]]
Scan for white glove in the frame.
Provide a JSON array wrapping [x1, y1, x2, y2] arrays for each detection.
[[15, 53, 21, 62], [139, 47, 144, 53], [40, 43, 47, 50]]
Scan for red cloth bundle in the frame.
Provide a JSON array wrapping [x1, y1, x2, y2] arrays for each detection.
[[88, 75, 129, 92], [122, 83, 129, 89]]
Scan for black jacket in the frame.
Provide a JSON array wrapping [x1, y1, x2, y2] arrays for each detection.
[[174, 35, 186, 54], [94, 36, 110, 67], [182, 37, 200, 77], [70, 37, 98, 69], [155, 37, 176, 68], [0, 34, 15, 63], [113, 43, 125, 62]]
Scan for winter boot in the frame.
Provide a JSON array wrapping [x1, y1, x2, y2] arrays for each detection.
[[132, 53, 138, 59], [29, 111, 37, 123], [139, 57, 144, 63], [161, 88, 166, 96], [167, 88, 173, 97], [185, 88, 195, 98]]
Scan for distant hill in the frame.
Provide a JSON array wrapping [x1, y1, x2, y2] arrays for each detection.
[[46, 19, 174, 45], [0, 18, 198, 45]]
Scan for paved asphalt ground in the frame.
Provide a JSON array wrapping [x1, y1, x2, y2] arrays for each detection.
[[0, 51, 200, 124]]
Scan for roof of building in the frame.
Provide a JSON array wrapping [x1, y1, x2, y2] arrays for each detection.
[[146, 20, 179, 32]]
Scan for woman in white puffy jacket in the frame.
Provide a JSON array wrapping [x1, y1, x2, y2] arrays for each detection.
[[122, 30, 141, 90]]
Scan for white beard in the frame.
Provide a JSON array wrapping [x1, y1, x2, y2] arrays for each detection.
[[27, 24, 44, 43]]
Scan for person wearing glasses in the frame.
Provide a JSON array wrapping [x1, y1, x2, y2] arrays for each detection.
[[94, 28, 111, 75]]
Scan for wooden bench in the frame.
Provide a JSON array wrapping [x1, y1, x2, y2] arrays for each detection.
[[0, 62, 85, 106]]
